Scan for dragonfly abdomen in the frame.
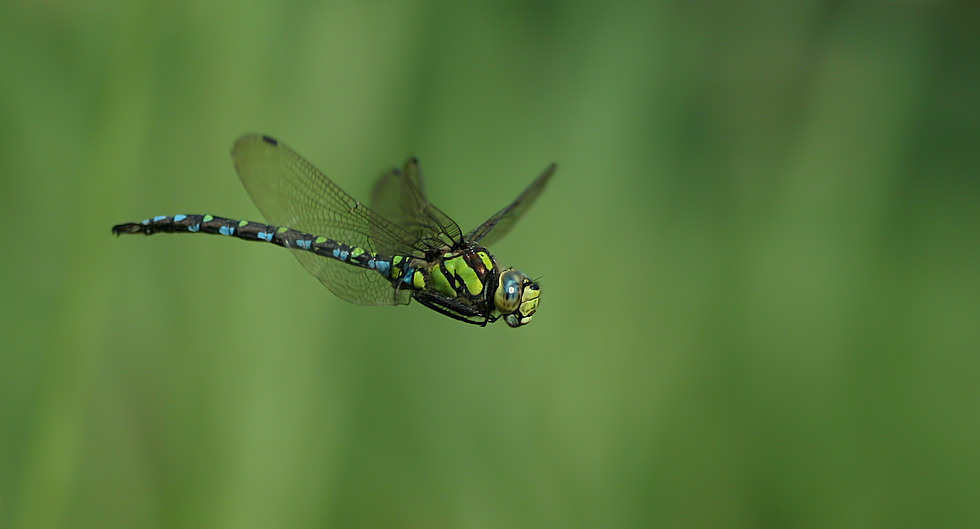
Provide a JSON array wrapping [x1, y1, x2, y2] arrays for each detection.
[[111, 214, 412, 281]]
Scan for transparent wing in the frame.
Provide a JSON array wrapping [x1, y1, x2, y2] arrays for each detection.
[[291, 250, 411, 306], [370, 157, 463, 252], [232, 134, 421, 305], [465, 163, 556, 246], [233, 135, 428, 255]]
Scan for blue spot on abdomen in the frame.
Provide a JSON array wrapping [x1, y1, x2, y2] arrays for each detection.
[[219, 225, 235, 236], [374, 260, 392, 276], [296, 239, 312, 249], [257, 231, 273, 242], [188, 223, 201, 232], [173, 214, 187, 222]]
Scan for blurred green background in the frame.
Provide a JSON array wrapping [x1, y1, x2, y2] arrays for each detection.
[[2, 1, 978, 528]]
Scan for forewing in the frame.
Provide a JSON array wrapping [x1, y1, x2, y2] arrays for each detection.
[[231, 135, 417, 305], [370, 157, 463, 251], [232, 135, 420, 255], [465, 163, 556, 246]]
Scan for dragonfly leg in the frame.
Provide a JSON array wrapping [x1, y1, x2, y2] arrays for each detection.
[[412, 291, 491, 326]]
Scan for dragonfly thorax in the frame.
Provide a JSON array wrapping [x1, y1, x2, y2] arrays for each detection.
[[403, 243, 540, 327], [423, 243, 498, 302]]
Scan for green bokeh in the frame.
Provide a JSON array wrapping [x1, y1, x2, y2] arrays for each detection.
[[1, 1, 978, 528]]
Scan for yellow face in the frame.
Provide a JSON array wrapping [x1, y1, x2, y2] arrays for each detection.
[[494, 269, 541, 327]]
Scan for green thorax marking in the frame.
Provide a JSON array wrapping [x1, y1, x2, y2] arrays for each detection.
[[430, 265, 455, 297], [412, 269, 426, 289], [424, 245, 498, 300]]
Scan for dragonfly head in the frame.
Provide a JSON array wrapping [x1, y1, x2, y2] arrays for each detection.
[[494, 269, 540, 327]]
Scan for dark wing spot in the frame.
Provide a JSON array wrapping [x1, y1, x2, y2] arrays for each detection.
[[261, 135, 278, 146]]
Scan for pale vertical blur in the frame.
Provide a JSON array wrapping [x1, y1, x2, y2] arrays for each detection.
[[0, 1, 977, 528]]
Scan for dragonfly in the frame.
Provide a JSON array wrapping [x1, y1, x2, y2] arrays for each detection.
[[113, 135, 554, 327]]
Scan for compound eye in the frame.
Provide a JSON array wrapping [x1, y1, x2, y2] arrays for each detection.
[[494, 270, 523, 314]]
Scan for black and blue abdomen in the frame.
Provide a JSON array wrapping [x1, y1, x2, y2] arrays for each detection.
[[112, 214, 413, 281], [114, 215, 504, 319]]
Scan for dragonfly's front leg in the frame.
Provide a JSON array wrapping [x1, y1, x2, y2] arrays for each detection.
[[412, 291, 491, 326]]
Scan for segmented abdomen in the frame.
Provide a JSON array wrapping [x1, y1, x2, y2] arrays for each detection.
[[112, 214, 406, 279]]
